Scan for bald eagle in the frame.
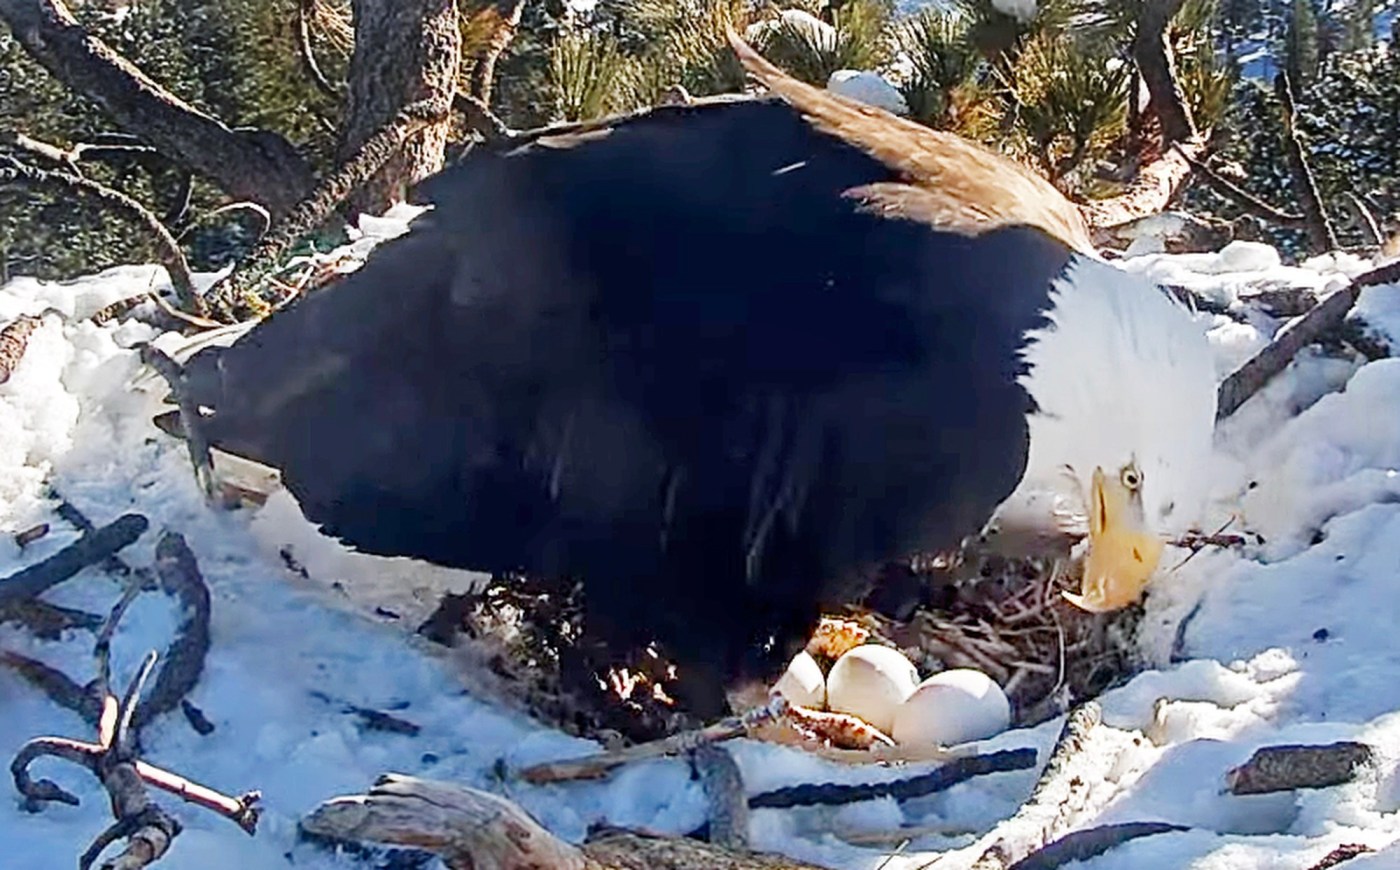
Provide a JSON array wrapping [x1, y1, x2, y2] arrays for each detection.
[[175, 37, 1216, 717]]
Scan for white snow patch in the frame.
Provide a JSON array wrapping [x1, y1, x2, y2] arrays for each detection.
[[827, 70, 910, 115], [991, 0, 1037, 22]]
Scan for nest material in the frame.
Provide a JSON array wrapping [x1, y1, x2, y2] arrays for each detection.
[[416, 546, 1146, 746]]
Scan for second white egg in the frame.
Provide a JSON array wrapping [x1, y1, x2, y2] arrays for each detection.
[[892, 668, 1011, 747], [826, 644, 920, 733]]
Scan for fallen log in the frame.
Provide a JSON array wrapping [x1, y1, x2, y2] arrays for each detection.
[[302, 774, 828, 870], [1216, 258, 1400, 419], [1226, 742, 1374, 796]]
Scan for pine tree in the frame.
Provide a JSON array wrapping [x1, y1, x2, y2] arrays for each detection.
[[1283, 0, 1320, 87]]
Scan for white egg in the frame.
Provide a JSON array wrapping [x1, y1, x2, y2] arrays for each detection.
[[825, 644, 919, 733], [772, 650, 826, 708], [892, 669, 1011, 747]]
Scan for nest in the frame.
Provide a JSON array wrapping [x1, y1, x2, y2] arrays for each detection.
[[415, 544, 1147, 747]]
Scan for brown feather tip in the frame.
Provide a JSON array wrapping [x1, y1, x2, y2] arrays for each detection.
[[724, 30, 1094, 253]]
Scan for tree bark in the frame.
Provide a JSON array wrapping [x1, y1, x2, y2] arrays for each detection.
[[1273, 72, 1338, 253], [303, 774, 829, 870], [341, 0, 462, 214], [466, 0, 527, 105], [1132, 0, 1197, 145], [0, 0, 315, 216]]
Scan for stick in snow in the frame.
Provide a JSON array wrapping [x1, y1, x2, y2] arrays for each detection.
[[1226, 742, 1375, 796], [1217, 258, 1400, 420], [1006, 822, 1189, 869], [515, 695, 789, 784], [968, 702, 1114, 870]]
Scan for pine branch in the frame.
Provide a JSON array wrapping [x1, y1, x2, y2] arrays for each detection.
[[0, 0, 314, 215], [0, 157, 202, 313], [1273, 72, 1338, 253]]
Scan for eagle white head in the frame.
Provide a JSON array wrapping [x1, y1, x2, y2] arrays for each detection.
[[992, 256, 1218, 611]]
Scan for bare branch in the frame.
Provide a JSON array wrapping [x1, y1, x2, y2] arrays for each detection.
[[1216, 258, 1400, 418], [1132, 0, 1196, 144], [296, 0, 340, 98], [969, 703, 1117, 870], [132, 533, 212, 731], [748, 747, 1037, 809], [0, 313, 43, 385], [1008, 822, 1190, 869], [0, 0, 314, 214], [0, 513, 150, 607], [0, 157, 202, 313], [1274, 72, 1338, 253], [1226, 742, 1374, 795], [466, 0, 527, 105], [1175, 145, 1307, 226], [517, 696, 788, 785], [452, 90, 514, 141], [1083, 140, 1206, 235]]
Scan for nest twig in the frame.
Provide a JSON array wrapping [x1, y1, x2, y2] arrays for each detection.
[[8, 524, 254, 868]]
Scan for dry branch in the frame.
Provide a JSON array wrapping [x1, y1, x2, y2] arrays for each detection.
[[693, 745, 749, 849], [1007, 822, 1189, 869], [466, 0, 527, 105], [968, 703, 1114, 870], [0, 157, 201, 312], [131, 533, 212, 731], [1306, 844, 1375, 870], [0, 313, 43, 384], [1216, 258, 1400, 419], [296, 0, 339, 99], [139, 345, 215, 499], [0, 649, 102, 723], [1274, 73, 1338, 254], [9, 544, 257, 867], [1175, 145, 1307, 226], [1132, 0, 1196, 144], [0, 0, 313, 214], [1083, 140, 1206, 236], [303, 773, 830, 870], [1225, 742, 1374, 795], [0, 513, 149, 607], [516, 696, 789, 785], [748, 747, 1037, 809], [453, 90, 515, 141]]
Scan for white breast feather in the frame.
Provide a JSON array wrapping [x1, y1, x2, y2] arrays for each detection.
[[1004, 255, 1218, 538]]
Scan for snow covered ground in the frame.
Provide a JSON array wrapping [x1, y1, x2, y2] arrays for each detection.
[[2, 212, 1400, 869]]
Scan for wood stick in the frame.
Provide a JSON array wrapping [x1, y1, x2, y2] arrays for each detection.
[[692, 744, 749, 849], [515, 696, 788, 785], [1007, 821, 1190, 869], [968, 702, 1113, 869], [1226, 742, 1374, 796], [0, 514, 149, 606], [303, 773, 830, 870], [0, 157, 201, 312], [1217, 258, 1400, 419], [747, 747, 1037, 809], [0, 313, 42, 385]]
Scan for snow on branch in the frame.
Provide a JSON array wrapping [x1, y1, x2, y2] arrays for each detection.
[[1217, 258, 1400, 418], [303, 773, 831, 870], [968, 702, 1117, 869]]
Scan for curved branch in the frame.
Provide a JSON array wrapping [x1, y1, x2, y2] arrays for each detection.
[[0, 0, 314, 215], [296, 0, 339, 99], [0, 157, 202, 313]]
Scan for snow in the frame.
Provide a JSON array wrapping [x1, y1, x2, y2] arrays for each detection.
[[991, 0, 1037, 22], [827, 70, 910, 115], [3, 217, 1400, 869]]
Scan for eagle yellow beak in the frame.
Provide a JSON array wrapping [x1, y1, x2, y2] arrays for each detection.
[[1062, 464, 1165, 613]]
